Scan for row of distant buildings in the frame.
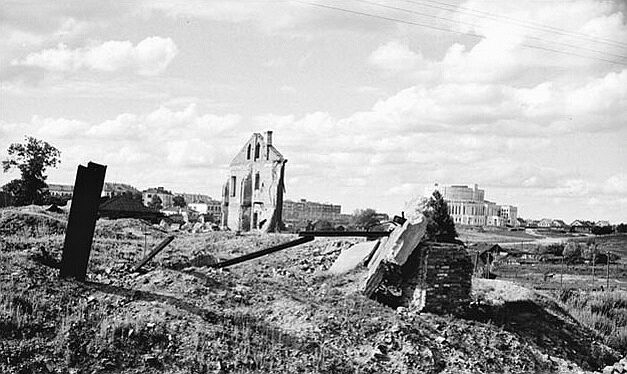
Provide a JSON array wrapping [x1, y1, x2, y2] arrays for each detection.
[[517, 218, 612, 233], [432, 184, 519, 227], [47, 180, 352, 230]]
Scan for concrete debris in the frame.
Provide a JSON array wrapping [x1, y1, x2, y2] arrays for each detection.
[[327, 240, 382, 275], [362, 200, 428, 297], [603, 357, 627, 374]]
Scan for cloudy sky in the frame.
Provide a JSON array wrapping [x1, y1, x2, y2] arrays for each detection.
[[1, 0, 625, 222]]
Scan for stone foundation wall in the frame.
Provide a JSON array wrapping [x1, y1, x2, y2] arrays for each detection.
[[401, 242, 473, 314]]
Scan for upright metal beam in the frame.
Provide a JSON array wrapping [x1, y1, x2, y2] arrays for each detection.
[[132, 236, 176, 272], [210, 236, 314, 269], [298, 231, 391, 238], [60, 162, 107, 281]]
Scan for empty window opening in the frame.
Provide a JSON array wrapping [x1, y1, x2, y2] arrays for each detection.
[[247, 144, 251, 160], [254, 143, 260, 159], [230, 176, 236, 197], [254, 172, 260, 190]]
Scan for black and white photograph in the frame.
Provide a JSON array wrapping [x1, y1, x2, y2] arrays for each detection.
[[1, 0, 626, 373]]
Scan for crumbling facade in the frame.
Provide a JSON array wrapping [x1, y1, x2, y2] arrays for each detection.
[[221, 131, 286, 232]]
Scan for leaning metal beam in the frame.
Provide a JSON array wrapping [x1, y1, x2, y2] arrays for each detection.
[[132, 236, 176, 272], [298, 231, 392, 238], [210, 236, 314, 269], [60, 162, 107, 281]]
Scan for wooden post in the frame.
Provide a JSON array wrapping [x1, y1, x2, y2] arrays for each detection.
[[592, 250, 596, 290], [132, 236, 175, 272], [60, 162, 107, 281], [606, 251, 610, 290], [560, 255, 564, 289]]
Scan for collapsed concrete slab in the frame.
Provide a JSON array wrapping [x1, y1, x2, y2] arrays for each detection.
[[362, 205, 427, 297], [327, 240, 382, 275]]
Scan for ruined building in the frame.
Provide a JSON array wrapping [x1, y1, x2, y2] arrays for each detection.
[[221, 131, 286, 232]]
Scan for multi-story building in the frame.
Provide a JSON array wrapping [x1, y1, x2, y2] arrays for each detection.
[[221, 130, 287, 232], [176, 193, 213, 204], [498, 205, 518, 227], [48, 182, 139, 199], [430, 183, 518, 227], [47, 183, 74, 198], [142, 187, 174, 208], [283, 199, 352, 230], [188, 200, 222, 220], [103, 182, 140, 198]]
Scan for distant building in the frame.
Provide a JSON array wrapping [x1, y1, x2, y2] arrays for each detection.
[[539, 218, 568, 230], [142, 187, 174, 208], [99, 195, 163, 223], [221, 131, 286, 232], [188, 200, 222, 221], [103, 182, 140, 198], [176, 192, 213, 204], [283, 199, 352, 230], [570, 220, 594, 233], [47, 183, 74, 198], [430, 184, 517, 227], [596, 220, 611, 227], [48, 182, 140, 199]]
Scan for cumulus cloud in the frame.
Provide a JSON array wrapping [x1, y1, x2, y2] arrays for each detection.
[[13, 36, 178, 75], [369, 40, 424, 72]]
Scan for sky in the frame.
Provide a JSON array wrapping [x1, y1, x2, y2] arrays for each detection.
[[0, 0, 625, 223]]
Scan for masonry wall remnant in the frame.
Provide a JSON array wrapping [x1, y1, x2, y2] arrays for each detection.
[[221, 131, 286, 232], [400, 242, 473, 314]]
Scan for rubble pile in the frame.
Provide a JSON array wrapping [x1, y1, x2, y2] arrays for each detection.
[[0, 207, 67, 237], [322, 199, 474, 314], [604, 357, 627, 374]]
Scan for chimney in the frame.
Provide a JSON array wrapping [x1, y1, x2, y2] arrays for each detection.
[[266, 130, 273, 146]]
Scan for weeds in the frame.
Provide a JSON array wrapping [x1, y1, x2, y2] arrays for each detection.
[[558, 289, 627, 353]]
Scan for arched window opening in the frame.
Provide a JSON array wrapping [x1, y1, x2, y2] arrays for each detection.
[[254, 143, 260, 159], [247, 144, 251, 159]]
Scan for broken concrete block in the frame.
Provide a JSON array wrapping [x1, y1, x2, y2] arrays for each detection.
[[327, 240, 381, 275], [362, 201, 427, 297]]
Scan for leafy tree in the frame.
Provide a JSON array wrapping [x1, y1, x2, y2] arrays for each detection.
[[148, 195, 163, 210], [617, 223, 627, 233], [1, 136, 60, 206], [173, 195, 186, 208], [591, 225, 613, 235], [351, 208, 381, 230], [424, 190, 457, 243], [563, 242, 582, 264]]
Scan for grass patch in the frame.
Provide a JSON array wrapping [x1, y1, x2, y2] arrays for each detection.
[[558, 289, 627, 353]]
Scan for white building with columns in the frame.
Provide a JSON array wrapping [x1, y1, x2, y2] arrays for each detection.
[[428, 184, 518, 227]]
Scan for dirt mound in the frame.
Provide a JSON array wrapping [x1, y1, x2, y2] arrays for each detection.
[[0, 207, 67, 237], [95, 218, 167, 240]]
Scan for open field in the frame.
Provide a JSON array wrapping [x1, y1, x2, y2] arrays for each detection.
[[0, 206, 625, 373]]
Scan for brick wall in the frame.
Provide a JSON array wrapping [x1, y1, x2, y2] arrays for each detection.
[[401, 242, 473, 314]]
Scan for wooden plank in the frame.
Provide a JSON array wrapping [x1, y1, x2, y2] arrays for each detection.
[[132, 236, 176, 272], [60, 162, 107, 281], [210, 236, 314, 269]]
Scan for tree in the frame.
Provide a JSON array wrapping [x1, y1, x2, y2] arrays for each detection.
[[148, 195, 163, 210], [173, 195, 186, 208], [351, 208, 381, 230], [424, 190, 458, 243], [2, 136, 60, 206], [563, 242, 582, 264]]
